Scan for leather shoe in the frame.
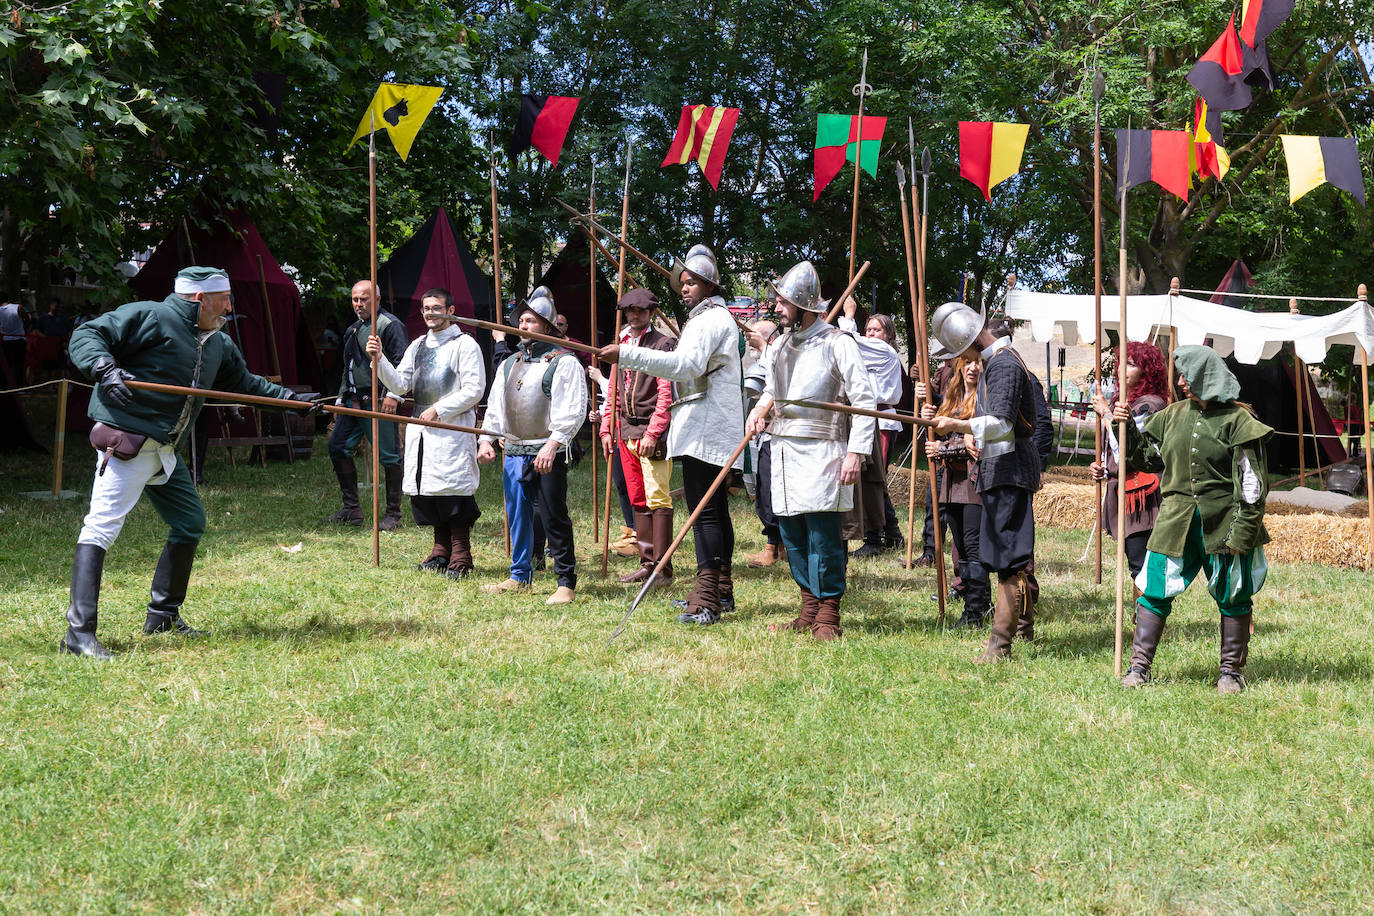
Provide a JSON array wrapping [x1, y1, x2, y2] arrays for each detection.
[[545, 586, 575, 605]]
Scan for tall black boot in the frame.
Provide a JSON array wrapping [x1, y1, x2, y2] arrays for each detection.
[[62, 543, 112, 659], [1217, 612, 1252, 694], [325, 457, 362, 525], [378, 463, 404, 531], [144, 540, 204, 636], [1121, 607, 1166, 688]]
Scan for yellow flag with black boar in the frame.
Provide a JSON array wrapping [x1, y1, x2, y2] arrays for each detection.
[[347, 83, 444, 161]]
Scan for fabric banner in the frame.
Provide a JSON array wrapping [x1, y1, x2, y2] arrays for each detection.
[[1281, 135, 1366, 207], [508, 94, 581, 167], [813, 114, 887, 201], [662, 105, 741, 190], [348, 83, 444, 161], [958, 121, 1029, 200]]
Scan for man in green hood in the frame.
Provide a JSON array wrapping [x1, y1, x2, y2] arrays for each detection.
[[1117, 344, 1273, 693], [62, 266, 315, 660]]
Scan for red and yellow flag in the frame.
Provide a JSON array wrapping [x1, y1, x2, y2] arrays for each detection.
[[661, 105, 741, 190], [958, 121, 1029, 201], [1192, 99, 1231, 182]]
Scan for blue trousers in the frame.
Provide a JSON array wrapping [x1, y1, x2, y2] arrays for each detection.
[[777, 511, 847, 599], [504, 452, 576, 589]]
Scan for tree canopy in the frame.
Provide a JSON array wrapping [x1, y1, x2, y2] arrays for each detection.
[[3, 0, 1371, 329]]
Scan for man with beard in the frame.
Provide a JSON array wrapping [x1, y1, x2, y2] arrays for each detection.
[[745, 261, 875, 640], [597, 245, 744, 625]]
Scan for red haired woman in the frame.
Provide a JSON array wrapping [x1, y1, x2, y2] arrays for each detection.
[[922, 355, 987, 628], [1091, 340, 1171, 578]]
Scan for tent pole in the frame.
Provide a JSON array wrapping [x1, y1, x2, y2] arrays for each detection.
[[1290, 299, 1307, 487], [489, 134, 510, 559], [601, 143, 633, 577], [368, 112, 381, 567], [1361, 283, 1372, 569]]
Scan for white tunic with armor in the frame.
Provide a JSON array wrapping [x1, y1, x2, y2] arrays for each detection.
[[617, 297, 744, 469], [376, 325, 486, 496], [479, 343, 587, 454], [762, 317, 876, 516]]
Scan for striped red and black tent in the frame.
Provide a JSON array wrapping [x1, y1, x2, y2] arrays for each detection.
[[378, 206, 495, 342]]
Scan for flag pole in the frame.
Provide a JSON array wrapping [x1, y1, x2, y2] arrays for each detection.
[[903, 122, 922, 571], [847, 48, 872, 284], [368, 111, 381, 567], [1114, 124, 1131, 678], [601, 141, 633, 576], [490, 132, 511, 558], [588, 161, 600, 544], [917, 145, 947, 625], [1092, 71, 1105, 586]]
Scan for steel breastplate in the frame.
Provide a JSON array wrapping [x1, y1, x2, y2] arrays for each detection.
[[411, 337, 459, 415], [770, 326, 848, 440], [502, 354, 554, 440], [669, 297, 728, 409]]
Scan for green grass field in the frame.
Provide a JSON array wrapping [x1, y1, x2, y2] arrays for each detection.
[[3, 414, 1372, 914]]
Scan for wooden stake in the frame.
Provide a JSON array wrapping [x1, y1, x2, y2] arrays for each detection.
[[52, 377, 68, 496], [368, 113, 380, 567]]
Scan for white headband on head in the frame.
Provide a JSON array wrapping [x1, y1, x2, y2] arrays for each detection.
[[174, 275, 232, 295]]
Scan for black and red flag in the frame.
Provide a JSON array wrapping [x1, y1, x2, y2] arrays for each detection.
[[507, 94, 581, 167], [1238, 0, 1296, 90], [1186, 13, 1251, 115], [1116, 129, 1193, 202]]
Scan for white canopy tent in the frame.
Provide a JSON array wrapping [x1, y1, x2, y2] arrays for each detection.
[[1005, 290, 1374, 366]]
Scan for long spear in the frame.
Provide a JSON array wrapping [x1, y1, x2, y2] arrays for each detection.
[[1092, 70, 1105, 585], [822, 260, 872, 323], [444, 314, 601, 355], [916, 145, 947, 623], [490, 132, 511, 558], [1114, 124, 1132, 677], [589, 162, 600, 544], [897, 157, 924, 574], [601, 141, 633, 576], [576, 219, 680, 335], [368, 112, 381, 566], [848, 48, 873, 284], [125, 381, 491, 437]]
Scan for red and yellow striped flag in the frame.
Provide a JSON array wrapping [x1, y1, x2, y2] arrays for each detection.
[[661, 105, 740, 190]]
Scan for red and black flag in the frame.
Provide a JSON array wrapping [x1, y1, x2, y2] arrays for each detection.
[[1187, 14, 1251, 114], [1116, 129, 1192, 202], [507, 94, 581, 167], [1239, 0, 1295, 90], [1193, 99, 1230, 182]]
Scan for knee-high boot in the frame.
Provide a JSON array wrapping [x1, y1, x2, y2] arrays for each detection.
[[446, 527, 473, 579], [1217, 613, 1252, 694], [144, 540, 203, 636], [62, 543, 111, 659], [1121, 607, 1166, 688], [652, 507, 674, 585], [977, 571, 1025, 663], [325, 457, 362, 524], [378, 464, 404, 531], [619, 508, 656, 583]]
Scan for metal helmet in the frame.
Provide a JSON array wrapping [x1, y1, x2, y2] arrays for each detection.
[[514, 285, 558, 332], [770, 260, 822, 313], [930, 302, 984, 357], [670, 244, 720, 294]]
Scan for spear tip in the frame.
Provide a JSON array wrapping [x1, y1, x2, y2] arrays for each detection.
[[1093, 70, 1106, 102], [896, 162, 906, 187], [921, 147, 932, 173]]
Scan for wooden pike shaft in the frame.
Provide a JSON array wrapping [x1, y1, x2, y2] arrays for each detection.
[[1114, 168, 1130, 678], [256, 254, 282, 379], [444, 315, 601, 356], [1093, 93, 1104, 586], [897, 168, 922, 572], [917, 160, 947, 621], [490, 136, 510, 555], [848, 49, 869, 284], [578, 219, 680, 336], [609, 428, 756, 643], [602, 146, 633, 576], [368, 114, 380, 567], [555, 199, 673, 280], [1361, 283, 1372, 569], [794, 400, 937, 428], [124, 380, 489, 438], [822, 261, 872, 324], [589, 168, 600, 545]]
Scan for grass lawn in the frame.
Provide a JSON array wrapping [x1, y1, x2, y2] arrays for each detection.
[[2, 412, 1372, 914]]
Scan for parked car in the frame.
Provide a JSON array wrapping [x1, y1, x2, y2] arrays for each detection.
[[728, 296, 758, 322]]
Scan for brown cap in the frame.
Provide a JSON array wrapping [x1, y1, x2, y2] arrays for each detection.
[[617, 288, 658, 311]]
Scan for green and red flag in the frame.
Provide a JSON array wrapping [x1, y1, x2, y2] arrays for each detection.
[[958, 121, 1029, 200], [813, 114, 886, 202], [507, 94, 581, 167], [347, 83, 444, 161], [662, 105, 740, 190], [1116, 129, 1193, 202], [1281, 136, 1365, 207]]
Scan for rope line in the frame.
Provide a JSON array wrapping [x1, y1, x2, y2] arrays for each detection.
[[1176, 288, 1359, 304], [0, 378, 95, 395]]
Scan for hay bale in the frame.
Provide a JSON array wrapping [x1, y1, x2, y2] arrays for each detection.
[[1265, 515, 1371, 568], [885, 465, 929, 508], [1035, 481, 1101, 530]]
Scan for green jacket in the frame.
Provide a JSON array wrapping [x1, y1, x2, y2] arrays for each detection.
[[1123, 398, 1273, 556], [69, 293, 296, 446]]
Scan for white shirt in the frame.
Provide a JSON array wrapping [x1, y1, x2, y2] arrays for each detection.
[[838, 315, 904, 432], [618, 299, 744, 469], [376, 326, 485, 496]]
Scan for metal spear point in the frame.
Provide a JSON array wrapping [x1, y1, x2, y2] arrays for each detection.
[[852, 47, 872, 101], [1093, 69, 1106, 103], [920, 146, 932, 178], [896, 161, 906, 189], [908, 117, 917, 182]]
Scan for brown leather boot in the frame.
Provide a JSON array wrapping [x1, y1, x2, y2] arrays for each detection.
[[675, 568, 720, 625], [812, 596, 842, 642], [718, 560, 735, 612], [1121, 606, 1166, 688], [1016, 585, 1035, 642], [418, 524, 451, 572], [1217, 612, 1252, 694], [378, 463, 404, 531], [773, 588, 819, 633], [619, 509, 656, 583], [746, 542, 782, 568], [652, 507, 674, 585], [977, 572, 1023, 663], [446, 527, 473, 579]]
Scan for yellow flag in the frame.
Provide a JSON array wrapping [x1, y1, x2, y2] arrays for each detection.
[[347, 83, 444, 161], [1280, 135, 1326, 204]]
